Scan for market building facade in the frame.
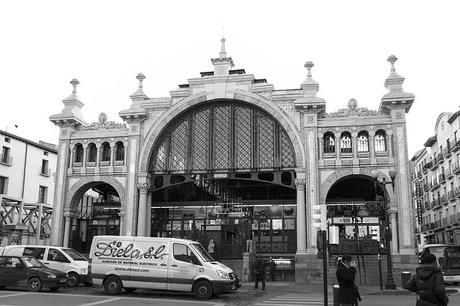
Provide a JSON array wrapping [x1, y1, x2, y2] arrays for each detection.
[[50, 40, 416, 282]]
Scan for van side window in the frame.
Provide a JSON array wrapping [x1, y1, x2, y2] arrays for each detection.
[[48, 249, 69, 263], [173, 244, 201, 265], [23, 247, 45, 260]]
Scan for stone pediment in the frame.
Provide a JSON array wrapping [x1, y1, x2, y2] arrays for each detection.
[[325, 98, 384, 118], [80, 112, 127, 131]]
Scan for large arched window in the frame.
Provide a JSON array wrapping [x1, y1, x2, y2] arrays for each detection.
[[375, 130, 387, 152], [150, 101, 296, 173], [101, 142, 111, 162], [323, 132, 335, 154], [115, 141, 125, 162], [87, 143, 97, 163], [340, 132, 352, 154], [357, 131, 369, 152], [74, 143, 83, 163]]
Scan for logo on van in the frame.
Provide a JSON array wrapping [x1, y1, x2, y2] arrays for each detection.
[[94, 241, 168, 260]]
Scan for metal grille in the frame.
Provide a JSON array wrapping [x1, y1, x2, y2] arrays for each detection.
[[213, 106, 231, 170], [281, 131, 296, 167], [149, 101, 296, 173], [169, 119, 188, 172], [192, 109, 210, 170], [235, 106, 252, 169], [258, 114, 275, 168]]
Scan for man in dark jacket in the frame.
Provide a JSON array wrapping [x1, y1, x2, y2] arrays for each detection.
[[253, 257, 267, 290], [336, 254, 361, 306], [404, 253, 449, 306]]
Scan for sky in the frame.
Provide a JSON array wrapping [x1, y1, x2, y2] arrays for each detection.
[[0, 0, 459, 157]]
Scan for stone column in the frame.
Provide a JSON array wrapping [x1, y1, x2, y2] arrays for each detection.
[[295, 178, 307, 253], [389, 210, 398, 254], [68, 144, 75, 170], [96, 143, 101, 167], [110, 142, 116, 166], [352, 132, 358, 164], [387, 131, 393, 159], [137, 183, 150, 236], [369, 134, 376, 163], [318, 137, 324, 160], [335, 133, 341, 166], [63, 213, 72, 247]]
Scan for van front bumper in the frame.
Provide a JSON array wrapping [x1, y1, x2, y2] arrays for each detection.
[[212, 280, 234, 294]]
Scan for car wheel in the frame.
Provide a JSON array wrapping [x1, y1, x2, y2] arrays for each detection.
[[27, 277, 42, 292], [67, 272, 80, 287], [193, 280, 213, 299], [124, 287, 137, 293], [104, 275, 123, 295]]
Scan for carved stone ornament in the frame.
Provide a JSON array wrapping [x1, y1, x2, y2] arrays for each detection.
[[325, 98, 383, 118], [294, 178, 306, 190], [80, 112, 127, 130], [137, 183, 151, 193]]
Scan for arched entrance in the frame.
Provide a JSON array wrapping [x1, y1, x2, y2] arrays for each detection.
[[69, 182, 122, 254], [325, 175, 387, 256], [148, 100, 298, 259]]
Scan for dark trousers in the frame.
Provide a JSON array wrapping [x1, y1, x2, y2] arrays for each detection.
[[254, 275, 265, 290]]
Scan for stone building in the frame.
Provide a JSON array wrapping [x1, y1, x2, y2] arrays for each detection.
[[50, 39, 416, 282], [411, 110, 460, 247], [0, 130, 57, 245]]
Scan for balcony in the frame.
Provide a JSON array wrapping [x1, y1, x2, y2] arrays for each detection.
[[450, 214, 457, 224], [443, 146, 451, 158], [431, 178, 440, 191], [431, 158, 439, 170], [446, 168, 453, 179], [434, 220, 442, 228], [416, 170, 423, 179], [442, 217, 448, 227], [452, 139, 460, 152], [0, 155, 13, 166], [448, 190, 456, 201], [436, 153, 444, 164], [440, 195, 448, 205], [421, 223, 431, 232], [454, 162, 460, 174], [423, 182, 430, 191], [456, 187, 460, 198], [439, 174, 446, 184]]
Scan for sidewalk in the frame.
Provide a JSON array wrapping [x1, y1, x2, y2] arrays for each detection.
[[239, 280, 413, 296]]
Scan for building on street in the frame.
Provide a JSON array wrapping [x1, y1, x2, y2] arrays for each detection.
[[50, 39, 417, 283], [0, 130, 57, 245], [411, 109, 460, 246]]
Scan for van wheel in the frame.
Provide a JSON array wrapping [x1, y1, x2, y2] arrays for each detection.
[[27, 277, 42, 292], [68, 272, 80, 287], [104, 275, 123, 295], [124, 287, 137, 293], [193, 280, 213, 299]]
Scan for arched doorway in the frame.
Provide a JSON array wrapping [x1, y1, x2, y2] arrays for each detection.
[[69, 182, 121, 254], [325, 175, 387, 256], [148, 100, 298, 259]]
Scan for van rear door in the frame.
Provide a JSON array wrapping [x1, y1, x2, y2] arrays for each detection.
[[130, 238, 169, 290], [168, 242, 200, 291]]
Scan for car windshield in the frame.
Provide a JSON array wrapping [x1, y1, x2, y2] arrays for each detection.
[[192, 243, 214, 262], [22, 257, 45, 268], [62, 248, 87, 261]]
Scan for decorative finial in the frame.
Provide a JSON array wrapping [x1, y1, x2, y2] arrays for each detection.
[[348, 98, 358, 110], [304, 61, 314, 78], [70, 78, 79, 94], [387, 55, 398, 73], [219, 37, 227, 58], [136, 73, 146, 89]]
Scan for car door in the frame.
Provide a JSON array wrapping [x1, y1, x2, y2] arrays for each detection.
[[3, 257, 27, 287], [0, 257, 7, 286], [168, 243, 200, 291], [42, 248, 72, 273]]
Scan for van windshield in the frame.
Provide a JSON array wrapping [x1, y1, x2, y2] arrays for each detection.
[[192, 243, 215, 262], [62, 248, 87, 261]]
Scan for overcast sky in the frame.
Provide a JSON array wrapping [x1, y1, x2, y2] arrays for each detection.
[[1, 0, 458, 157]]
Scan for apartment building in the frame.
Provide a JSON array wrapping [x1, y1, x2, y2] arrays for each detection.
[[411, 110, 460, 246], [0, 130, 57, 245]]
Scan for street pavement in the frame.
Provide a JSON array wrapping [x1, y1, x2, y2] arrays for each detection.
[[0, 282, 458, 306]]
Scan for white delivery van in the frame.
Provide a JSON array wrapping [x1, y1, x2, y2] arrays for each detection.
[[1, 245, 89, 287], [89, 236, 238, 299]]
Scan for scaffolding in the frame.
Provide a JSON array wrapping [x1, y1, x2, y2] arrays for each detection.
[[0, 195, 53, 246]]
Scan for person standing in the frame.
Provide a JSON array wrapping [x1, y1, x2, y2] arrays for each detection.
[[253, 257, 267, 290], [404, 253, 449, 306], [336, 254, 361, 306], [207, 239, 215, 258], [269, 257, 276, 281]]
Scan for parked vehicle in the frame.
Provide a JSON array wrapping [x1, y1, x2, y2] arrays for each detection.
[[1, 245, 88, 287], [0, 255, 68, 291], [439, 245, 460, 284], [418, 244, 447, 263], [89, 236, 240, 299]]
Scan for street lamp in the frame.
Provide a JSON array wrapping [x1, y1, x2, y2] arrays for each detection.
[[370, 169, 397, 290]]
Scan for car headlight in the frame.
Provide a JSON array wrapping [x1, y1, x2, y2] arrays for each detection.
[[47, 273, 57, 279], [216, 270, 229, 279], [80, 268, 88, 275]]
